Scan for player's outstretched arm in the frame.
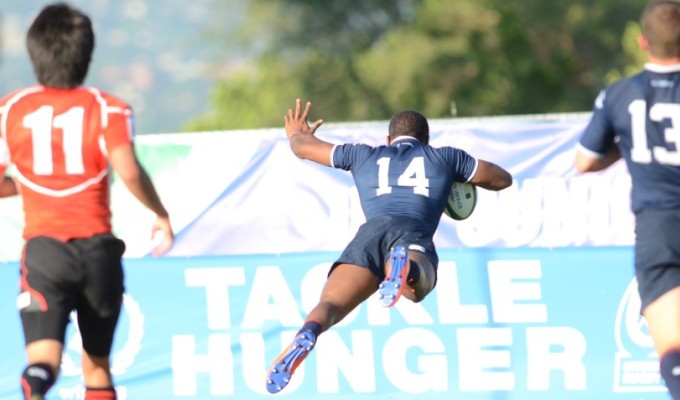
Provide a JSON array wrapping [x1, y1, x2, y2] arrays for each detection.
[[469, 160, 513, 191], [0, 176, 17, 197], [284, 99, 334, 166], [108, 143, 175, 256]]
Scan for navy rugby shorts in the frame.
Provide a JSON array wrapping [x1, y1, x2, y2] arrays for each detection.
[[18, 234, 125, 356], [331, 215, 438, 282], [635, 208, 680, 312]]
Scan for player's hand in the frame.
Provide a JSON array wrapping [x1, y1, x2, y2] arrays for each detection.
[[151, 215, 174, 256], [284, 98, 323, 140]]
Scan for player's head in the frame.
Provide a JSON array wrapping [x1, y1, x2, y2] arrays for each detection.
[[388, 110, 430, 145], [27, 3, 95, 89], [640, 0, 680, 59]]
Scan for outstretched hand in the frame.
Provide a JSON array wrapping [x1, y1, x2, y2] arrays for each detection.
[[284, 99, 323, 140]]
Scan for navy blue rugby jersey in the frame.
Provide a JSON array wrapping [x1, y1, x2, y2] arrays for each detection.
[[579, 63, 680, 214], [331, 136, 478, 235]]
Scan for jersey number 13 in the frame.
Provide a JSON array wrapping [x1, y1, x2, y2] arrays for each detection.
[[629, 100, 680, 165]]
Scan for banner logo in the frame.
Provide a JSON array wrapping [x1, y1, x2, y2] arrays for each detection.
[[613, 278, 665, 392]]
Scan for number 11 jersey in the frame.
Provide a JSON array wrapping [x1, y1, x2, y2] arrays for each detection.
[[0, 85, 134, 240]]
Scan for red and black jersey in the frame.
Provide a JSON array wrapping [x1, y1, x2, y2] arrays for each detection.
[[0, 85, 133, 240]]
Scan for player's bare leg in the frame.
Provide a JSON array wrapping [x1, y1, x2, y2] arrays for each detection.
[[643, 285, 680, 399], [82, 352, 117, 399], [381, 246, 435, 306], [266, 263, 378, 393], [307, 263, 379, 327]]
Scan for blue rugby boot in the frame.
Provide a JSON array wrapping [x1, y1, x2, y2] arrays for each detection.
[[379, 246, 410, 307], [266, 329, 316, 394]]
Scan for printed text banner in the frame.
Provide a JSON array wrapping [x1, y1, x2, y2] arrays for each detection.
[[0, 114, 634, 262], [0, 247, 665, 399]]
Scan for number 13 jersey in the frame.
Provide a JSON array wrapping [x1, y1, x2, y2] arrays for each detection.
[[0, 86, 134, 240], [578, 63, 680, 214]]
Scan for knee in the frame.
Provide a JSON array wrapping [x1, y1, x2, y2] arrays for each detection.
[[409, 285, 432, 303]]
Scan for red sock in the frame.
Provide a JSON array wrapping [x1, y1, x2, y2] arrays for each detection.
[[84, 387, 116, 400]]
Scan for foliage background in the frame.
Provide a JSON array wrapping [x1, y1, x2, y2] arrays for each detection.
[[188, 0, 647, 131]]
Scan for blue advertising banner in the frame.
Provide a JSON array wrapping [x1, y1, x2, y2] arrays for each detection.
[[0, 247, 667, 400]]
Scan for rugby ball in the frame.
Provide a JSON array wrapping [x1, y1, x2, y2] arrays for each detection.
[[443, 181, 477, 221]]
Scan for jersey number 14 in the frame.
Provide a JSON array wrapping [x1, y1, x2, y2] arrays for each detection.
[[376, 156, 430, 196]]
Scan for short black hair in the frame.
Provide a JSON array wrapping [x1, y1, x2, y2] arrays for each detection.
[[388, 110, 430, 144], [27, 2, 94, 88]]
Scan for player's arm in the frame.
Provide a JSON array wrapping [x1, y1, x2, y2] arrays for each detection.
[[108, 142, 174, 256], [574, 88, 621, 173], [0, 138, 16, 197], [284, 99, 333, 166], [574, 143, 621, 173], [469, 159, 513, 191], [0, 176, 17, 197]]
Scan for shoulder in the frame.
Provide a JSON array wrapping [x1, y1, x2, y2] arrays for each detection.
[[600, 72, 645, 104], [433, 145, 468, 157], [0, 86, 44, 109], [83, 87, 132, 112], [336, 142, 375, 155], [332, 142, 379, 169]]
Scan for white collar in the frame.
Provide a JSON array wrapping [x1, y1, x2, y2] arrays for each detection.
[[645, 63, 680, 73], [391, 136, 419, 145]]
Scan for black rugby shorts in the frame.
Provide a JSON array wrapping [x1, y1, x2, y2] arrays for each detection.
[[18, 234, 125, 356]]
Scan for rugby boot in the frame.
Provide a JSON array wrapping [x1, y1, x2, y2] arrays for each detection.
[[378, 246, 410, 307], [266, 329, 316, 393]]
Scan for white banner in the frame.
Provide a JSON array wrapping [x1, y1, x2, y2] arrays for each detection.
[[0, 113, 633, 261]]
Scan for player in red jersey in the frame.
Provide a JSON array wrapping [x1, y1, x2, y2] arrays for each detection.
[[0, 3, 174, 400]]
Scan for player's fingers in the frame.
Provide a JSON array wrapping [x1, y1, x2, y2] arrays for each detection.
[[151, 226, 173, 256], [152, 238, 172, 257], [310, 119, 324, 132], [301, 101, 312, 122], [294, 98, 301, 119]]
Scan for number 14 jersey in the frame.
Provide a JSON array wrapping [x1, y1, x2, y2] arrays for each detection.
[[0, 85, 134, 240], [331, 136, 477, 236]]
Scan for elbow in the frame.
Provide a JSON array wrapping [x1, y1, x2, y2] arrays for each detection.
[[574, 158, 595, 173], [117, 168, 143, 187], [574, 150, 601, 173], [574, 164, 589, 174], [498, 171, 513, 190], [486, 171, 513, 191]]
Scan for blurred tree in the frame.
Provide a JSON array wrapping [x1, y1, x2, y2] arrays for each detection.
[[186, 0, 644, 131]]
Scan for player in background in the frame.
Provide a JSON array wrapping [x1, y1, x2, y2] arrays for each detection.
[[0, 3, 174, 400], [574, 1, 680, 398], [266, 99, 512, 394]]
